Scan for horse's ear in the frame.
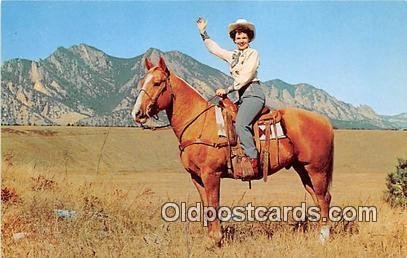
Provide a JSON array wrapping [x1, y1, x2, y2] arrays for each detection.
[[158, 56, 170, 75], [145, 58, 154, 70]]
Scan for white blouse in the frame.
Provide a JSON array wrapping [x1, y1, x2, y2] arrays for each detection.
[[204, 38, 260, 93]]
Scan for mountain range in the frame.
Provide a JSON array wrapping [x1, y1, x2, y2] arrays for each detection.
[[1, 43, 406, 129]]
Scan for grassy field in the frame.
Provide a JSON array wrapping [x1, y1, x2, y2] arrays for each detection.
[[1, 126, 406, 257]]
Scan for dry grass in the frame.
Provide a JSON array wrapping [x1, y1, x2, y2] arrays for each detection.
[[1, 126, 407, 257]]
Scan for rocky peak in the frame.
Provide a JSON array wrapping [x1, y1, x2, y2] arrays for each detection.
[[30, 61, 50, 96], [71, 43, 103, 53], [357, 104, 379, 120], [69, 43, 110, 70], [143, 48, 165, 63]]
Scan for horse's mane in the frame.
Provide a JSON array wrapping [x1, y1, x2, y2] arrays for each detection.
[[172, 74, 208, 102]]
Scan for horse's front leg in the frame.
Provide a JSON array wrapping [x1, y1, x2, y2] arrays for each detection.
[[200, 169, 222, 246], [191, 173, 208, 214]]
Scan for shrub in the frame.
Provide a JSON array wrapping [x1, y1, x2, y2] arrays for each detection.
[[384, 158, 407, 207]]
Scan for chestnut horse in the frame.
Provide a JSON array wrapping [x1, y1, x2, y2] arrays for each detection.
[[132, 57, 334, 245]]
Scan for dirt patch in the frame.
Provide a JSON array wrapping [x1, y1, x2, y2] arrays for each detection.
[[1, 128, 27, 135], [30, 129, 58, 136], [2, 128, 58, 137]]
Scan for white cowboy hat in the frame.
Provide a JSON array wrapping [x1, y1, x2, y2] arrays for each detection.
[[228, 18, 256, 39]]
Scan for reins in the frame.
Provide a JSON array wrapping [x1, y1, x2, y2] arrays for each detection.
[[178, 104, 216, 141], [177, 93, 233, 151]]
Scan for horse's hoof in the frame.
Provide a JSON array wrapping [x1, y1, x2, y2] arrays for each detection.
[[319, 225, 330, 244], [209, 231, 223, 247]]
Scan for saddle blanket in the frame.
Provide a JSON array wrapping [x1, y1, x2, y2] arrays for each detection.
[[258, 123, 286, 140], [215, 106, 227, 137]]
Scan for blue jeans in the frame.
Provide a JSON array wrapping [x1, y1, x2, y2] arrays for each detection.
[[235, 82, 265, 158]]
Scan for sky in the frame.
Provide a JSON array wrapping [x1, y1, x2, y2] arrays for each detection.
[[2, 1, 406, 116]]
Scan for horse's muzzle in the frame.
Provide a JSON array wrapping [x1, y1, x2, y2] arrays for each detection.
[[133, 104, 158, 124], [135, 116, 148, 124]]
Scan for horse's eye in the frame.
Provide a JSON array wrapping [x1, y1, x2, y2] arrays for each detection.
[[153, 82, 161, 87]]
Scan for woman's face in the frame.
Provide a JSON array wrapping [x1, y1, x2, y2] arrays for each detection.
[[234, 31, 250, 50]]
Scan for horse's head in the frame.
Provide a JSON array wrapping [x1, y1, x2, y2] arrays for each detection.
[[132, 56, 174, 124]]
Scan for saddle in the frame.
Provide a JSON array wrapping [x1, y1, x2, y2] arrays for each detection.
[[218, 98, 293, 182]]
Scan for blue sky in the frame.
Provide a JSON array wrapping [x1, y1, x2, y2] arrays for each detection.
[[2, 1, 406, 115]]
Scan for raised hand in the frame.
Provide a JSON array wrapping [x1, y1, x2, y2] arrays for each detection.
[[196, 17, 208, 34]]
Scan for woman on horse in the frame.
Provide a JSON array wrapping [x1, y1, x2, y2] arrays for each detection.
[[196, 17, 266, 174]]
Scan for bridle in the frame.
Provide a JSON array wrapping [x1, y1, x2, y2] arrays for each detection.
[[138, 70, 174, 119], [137, 69, 225, 151]]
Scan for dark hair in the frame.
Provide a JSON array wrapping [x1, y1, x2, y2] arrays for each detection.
[[229, 25, 254, 42]]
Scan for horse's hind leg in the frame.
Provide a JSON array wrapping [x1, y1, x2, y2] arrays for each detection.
[[293, 163, 318, 204], [305, 166, 331, 217], [294, 163, 332, 242]]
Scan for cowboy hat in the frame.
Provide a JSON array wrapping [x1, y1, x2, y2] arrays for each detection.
[[228, 18, 256, 39]]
